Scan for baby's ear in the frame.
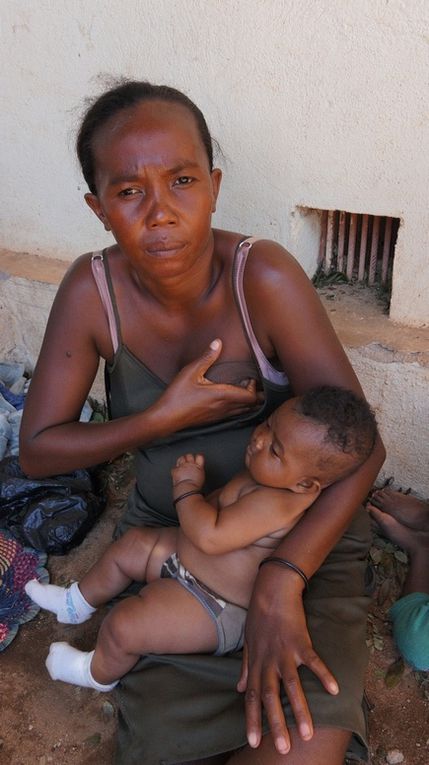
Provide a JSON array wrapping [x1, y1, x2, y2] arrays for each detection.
[[295, 478, 321, 495]]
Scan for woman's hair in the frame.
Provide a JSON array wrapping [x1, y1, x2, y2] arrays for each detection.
[[77, 80, 215, 194]]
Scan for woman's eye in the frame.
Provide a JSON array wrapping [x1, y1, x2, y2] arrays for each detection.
[[174, 176, 193, 186], [119, 188, 141, 197]]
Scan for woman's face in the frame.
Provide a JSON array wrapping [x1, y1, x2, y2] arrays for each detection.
[[85, 100, 222, 276]]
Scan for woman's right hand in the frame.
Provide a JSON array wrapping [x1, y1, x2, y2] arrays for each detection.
[[237, 564, 339, 755], [158, 339, 262, 432]]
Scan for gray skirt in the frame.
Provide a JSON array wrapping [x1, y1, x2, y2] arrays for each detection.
[[114, 499, 371, 765]]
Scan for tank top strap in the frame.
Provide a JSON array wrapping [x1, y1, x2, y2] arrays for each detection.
[[232, 237, 288, 386], [91, 250, 121, 354]]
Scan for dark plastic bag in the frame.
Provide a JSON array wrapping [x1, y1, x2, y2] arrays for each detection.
[[0, 457, 105, 554]]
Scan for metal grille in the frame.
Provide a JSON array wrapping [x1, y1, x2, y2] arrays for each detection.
[[318, 210, 400, 287]]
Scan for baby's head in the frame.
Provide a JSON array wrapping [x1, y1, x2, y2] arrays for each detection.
[[246, 386, 377, 495]]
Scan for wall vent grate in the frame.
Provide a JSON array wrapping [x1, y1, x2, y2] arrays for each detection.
[[318, 210, 400, 287]]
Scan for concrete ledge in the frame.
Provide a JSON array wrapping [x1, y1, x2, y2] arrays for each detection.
[[1, 250, 428, 496], [0, 248, 69, 284], [0, 248, 104, 399], [319, 286, 429, 497]]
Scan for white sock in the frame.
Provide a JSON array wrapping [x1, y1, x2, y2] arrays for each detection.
[[45, 642, 118, 691], [25, 579, 96, 624]]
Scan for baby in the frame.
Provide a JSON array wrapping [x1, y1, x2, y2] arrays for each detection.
[[26, 386, 377, 692]]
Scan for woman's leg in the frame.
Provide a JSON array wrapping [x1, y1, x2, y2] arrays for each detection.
[[226, 728, 350, 765]]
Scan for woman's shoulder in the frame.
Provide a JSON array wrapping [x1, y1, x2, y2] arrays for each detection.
[[234, 236, 322, 333], [246, 238, 302, 276], [60, 245, 127, 292], [214, 229, 299, 267]]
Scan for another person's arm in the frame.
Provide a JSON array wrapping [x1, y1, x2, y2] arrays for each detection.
[[19, 256, 260, 478], [238, 241, 386, 754]]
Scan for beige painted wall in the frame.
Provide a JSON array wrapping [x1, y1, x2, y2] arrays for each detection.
[[1, 0, 428, 325]]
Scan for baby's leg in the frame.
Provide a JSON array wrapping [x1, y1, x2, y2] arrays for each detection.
[[46, 578, 219, 688], [78, 526, 178, 604], [26, 527, 178, 624]]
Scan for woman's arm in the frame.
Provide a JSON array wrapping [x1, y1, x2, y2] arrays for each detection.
[[19, 256, 260, 478], [238, 241, 386, 753]]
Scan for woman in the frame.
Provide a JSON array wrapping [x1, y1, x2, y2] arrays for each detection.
[[20, 80, 385, 765]]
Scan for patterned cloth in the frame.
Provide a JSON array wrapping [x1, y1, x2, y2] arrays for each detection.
[[0, 529, 48, 650]]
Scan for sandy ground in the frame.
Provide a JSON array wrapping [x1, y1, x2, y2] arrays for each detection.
[[1, 458, 428, 765]]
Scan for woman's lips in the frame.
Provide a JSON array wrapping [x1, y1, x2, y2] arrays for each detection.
[[144, 241, 185, 256]]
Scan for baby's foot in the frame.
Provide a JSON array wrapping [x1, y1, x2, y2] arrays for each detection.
[[25, 580, 96, 624], [369, 488, 429, 531], [46, 642, 117, 691]]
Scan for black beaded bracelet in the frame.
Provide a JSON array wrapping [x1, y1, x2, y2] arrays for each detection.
[[172, 490, 203, 508], [258, 556, 309, 591]]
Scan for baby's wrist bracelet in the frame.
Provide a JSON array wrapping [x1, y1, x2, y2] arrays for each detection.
[[258, 556, 309, 591], [173, 490, 203, 508]]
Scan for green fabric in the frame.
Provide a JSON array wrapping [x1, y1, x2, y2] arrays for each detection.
[[390, 592, 429, 671], [101, 250, 371, 764], [114, 509, 371, 765]]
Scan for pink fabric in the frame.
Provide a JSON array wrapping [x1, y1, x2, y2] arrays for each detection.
[[91, 251, 119, 355], [233, 239, 288, 386], [91, 240, 288, 386]]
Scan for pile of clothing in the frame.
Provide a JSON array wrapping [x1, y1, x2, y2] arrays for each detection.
[[0, 362, 28, 460]]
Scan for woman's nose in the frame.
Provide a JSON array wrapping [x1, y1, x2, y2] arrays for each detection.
[[146, 190, 177, 228]]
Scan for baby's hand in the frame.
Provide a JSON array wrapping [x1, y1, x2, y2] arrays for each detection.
[[171, 453, 205, 493]]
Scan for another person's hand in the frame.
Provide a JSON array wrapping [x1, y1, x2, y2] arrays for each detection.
[[237, 565, 339, 755], [172, 453, 205, 495], [159, 339, 262, 432]]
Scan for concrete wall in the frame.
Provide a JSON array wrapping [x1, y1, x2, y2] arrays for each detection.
[[1, 2, 428, 494], [348, 348, 429, 498], [1, 0, 428, 325]]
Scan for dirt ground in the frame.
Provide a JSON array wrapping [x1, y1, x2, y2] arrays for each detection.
[[1, 457, 428, 765]]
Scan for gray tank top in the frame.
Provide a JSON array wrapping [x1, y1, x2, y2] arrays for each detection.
[[92, 238, 291, 526]]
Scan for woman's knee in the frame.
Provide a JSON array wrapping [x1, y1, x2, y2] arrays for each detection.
[[225, 728, 350, 764]]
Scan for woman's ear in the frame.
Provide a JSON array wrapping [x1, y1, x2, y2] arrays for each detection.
[[210, 169, 222, 213], [295, 478, 321, 495], [84, 193, 111, 231]]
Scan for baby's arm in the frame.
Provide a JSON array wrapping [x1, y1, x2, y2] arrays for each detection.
[[172, 453, 206, 495], [171, 455, 312, 555]]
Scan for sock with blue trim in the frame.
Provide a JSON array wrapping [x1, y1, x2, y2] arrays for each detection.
[[25, 579, 96, 624]]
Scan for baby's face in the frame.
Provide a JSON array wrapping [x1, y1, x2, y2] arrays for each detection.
[[245, 401, 324, 493]]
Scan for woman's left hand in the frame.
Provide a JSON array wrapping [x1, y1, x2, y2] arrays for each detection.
[[237, 564, 339, 755]]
